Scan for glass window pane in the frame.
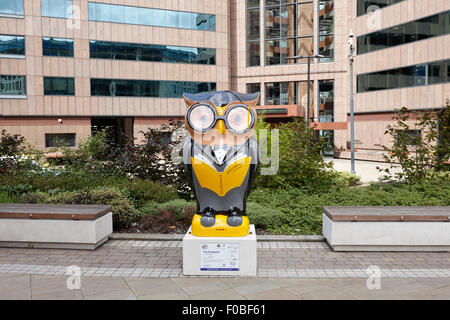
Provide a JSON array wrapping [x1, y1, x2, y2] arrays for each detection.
[[166, 10, 179, 28], [110, 4, 123, 23], [139, 8, 152, 26], [90, 79, 216, 97], [0, 75, 26, 96], [265, 40, 279, 65], [247, 42, 260, 66], [153, 9, 166, 27], [0, 35, 25, 55], [125, 5, 139, 24], [246, 83, 261, 105], [96, 3, 111, 22], [44, 77, 75, 95], [298, 2, 313, 36], [247, 9, 260, 41]]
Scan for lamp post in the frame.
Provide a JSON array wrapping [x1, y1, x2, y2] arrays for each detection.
[[348, 30, 356, 174], [286, 54, 324, 128]]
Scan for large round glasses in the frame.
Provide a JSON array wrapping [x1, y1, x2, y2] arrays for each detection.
[[187, 103, 255, 134]]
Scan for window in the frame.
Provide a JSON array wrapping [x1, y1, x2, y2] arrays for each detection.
[[44, 77, 75, 95], [246, 83, 261, 105], [265, 81, 313, 110], [318, 80, 333, 122], [0, 0, 24, 16], [90, 79, 216, 98], [395, 130, 421, 146], [357, 59, 450, 93], [89, 41, 215, 65], [0, 75, 26, 96], [247, 0, 260, 66], [265, 0, 314, 65], [45, 133, 76, 148], [42, 0, 72, 18], [357, 10, 450, 54], [318, 0, 333, 61], [357, 0, 404, 17], [0, 35, 25, 56], [42, 37, 74, 57], [88, 2, 216, 31]]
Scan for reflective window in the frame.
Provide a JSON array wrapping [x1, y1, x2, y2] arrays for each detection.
[[44, 77, 75, 95], [318, 80, 334, 156], [247, 0, 260, 66], [0, 75, 26, 96], [88, 2, 216, 31], [246, 83, 261, 105], [42, 0, 72, 18], [357, 0, 404, 17], [89, 40, 215, 65], [45, 133, 76, 148], [357, 11, 450, 54], [0, 0, 24, 16], [42, 37, 74, 57], [265, 80, 313, 107], [265, 0, 314, 65], [0, 35, 25, 56], [91, 79, 216, 98], [318, 0, 333, 61], [357, 59, 450, 93]]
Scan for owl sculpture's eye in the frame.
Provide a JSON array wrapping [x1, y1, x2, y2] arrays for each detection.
[[226, 106, 253, 133], [188, 104, 215, 131]]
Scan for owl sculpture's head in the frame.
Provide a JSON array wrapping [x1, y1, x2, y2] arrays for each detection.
[[183, 91, 260, 147]]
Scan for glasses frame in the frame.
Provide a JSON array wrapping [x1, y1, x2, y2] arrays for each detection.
[[187, 102, 256, 134]]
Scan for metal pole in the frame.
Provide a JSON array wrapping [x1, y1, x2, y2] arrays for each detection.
[[349, 31, 356, 174], [307, 55, 311, 128]]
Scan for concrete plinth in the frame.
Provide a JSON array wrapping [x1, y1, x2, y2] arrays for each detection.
[[183, 224, 257, 276]]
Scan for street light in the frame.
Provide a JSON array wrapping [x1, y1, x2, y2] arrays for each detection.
[[348, 29, 356, 174], [286, 54, 324, 128]]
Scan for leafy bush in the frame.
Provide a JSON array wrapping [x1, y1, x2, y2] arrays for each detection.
[[246, 202, 284, 230], [255, 119, 335, 192], [0, 130, 25, 173], [248, 182, 450, 234], [330, 170, 361, 187], [138, 199, 195, 221], [23, 187, 137, 229], [379, 104, 450, 183], [0, 191, 16, 203], [118, 179, 179, 206]]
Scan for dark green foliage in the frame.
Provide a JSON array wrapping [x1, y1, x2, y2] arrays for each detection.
[[436, 100, 450, 171], [379, 104, 450, 183], [23, 187, 137, 229], [248, 182, 450, 234], [0, 130, 25, 173], [255, 119, 335, 192]]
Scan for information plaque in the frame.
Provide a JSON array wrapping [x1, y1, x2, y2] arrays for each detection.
[[200, 243, 240, 271]]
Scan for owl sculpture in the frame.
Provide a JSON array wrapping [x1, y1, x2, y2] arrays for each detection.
[[182, 90, 260, 237]]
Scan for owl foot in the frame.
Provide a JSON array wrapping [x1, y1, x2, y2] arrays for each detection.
[[200, 211, 216, 227], [227, 210, 243, 227]]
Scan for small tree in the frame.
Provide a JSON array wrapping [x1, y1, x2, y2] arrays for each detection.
[[0, 130, 26, 173], [378, 103, 449, 183], [255, 119, 334, 191]]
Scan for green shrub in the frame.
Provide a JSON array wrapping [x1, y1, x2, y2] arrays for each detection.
[[331, 170, 361, 187], [119, 179, 179, 206], [0, 191, 16, 203], [246, 202, 284, 230], [255, 119, 335, 192], [23, 187, 137, 229], [138, 199, 196, 220]]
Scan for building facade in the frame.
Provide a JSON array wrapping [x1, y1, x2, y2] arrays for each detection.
[[0, 0, 449, 160]]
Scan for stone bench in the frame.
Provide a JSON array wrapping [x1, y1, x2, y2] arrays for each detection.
[[0, 204, 113, 250], [322, 206, 450, 251]]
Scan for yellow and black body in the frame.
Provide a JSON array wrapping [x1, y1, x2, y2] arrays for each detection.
[[182, 91, 259, 237]]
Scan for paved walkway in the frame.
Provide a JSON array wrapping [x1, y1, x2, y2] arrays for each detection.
[[326, 157, 401, 183], [0, 240, 449, 299]]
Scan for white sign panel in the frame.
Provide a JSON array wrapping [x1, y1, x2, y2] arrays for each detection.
[[200, 243, 240, 271]]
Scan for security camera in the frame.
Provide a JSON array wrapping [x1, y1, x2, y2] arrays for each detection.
[[349, 29, 354, 38], [58, 118, 63, 124]]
